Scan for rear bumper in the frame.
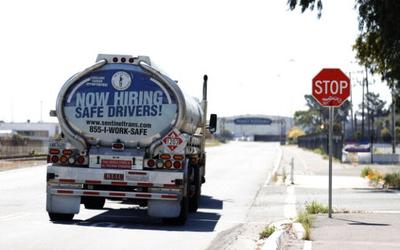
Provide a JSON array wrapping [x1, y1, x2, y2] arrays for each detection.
[[47, 165, 185, 201]]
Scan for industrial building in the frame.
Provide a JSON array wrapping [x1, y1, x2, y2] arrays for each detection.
[[0, 122, 60, 140], [217, 115, 294, 142]]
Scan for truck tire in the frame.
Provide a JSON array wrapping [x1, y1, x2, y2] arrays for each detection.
[[162, 197, 188, 225], [189, 166, 201, 212], [48, 212, 74, 221], [82, 197, 105, 209]]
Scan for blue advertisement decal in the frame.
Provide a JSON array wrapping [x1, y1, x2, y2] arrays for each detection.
[[62, 63, 178, 142]]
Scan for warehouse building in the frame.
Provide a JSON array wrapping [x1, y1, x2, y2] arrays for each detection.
[[217, 115, 294, 142]]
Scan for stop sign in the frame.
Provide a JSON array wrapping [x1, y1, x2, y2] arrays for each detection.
[[312, 68, 350, 107]]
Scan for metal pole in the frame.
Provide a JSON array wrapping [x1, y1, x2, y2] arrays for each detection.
[[328, 106, 333, 218], [392, 88, 396, 154], [291, 157, 294, 184]]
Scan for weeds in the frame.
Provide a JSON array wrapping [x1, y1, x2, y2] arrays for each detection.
[[312, 147, 324, 155], [259, 225, 276, 239], [305, 201, 329, 214], [296, 210, 311, 240]]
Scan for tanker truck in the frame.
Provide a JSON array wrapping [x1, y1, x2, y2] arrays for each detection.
[[46, 54, 217, 225]]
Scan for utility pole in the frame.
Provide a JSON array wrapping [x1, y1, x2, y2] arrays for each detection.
[[361, 77, 365, 139], [392, 87, 396, 154], [349, 72, 354, 136], [365, 66, 370, 139]]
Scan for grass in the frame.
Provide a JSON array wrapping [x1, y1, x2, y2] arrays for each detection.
[[259, 225, 276, 239], [312, 147, 325, 155], [305, 201, 329, 214], [296, 201, 329, 240], [297, 210, 312, 240]]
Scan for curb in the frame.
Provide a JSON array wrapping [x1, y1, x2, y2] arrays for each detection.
[[260, 145, 287, 250], [292, 222, 306, 240], [261, 222, 306, 250], [265, 146, 283, 185], [262, 230, 285, 250]]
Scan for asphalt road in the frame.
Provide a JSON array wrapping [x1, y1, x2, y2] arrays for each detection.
[[0, 141, 281, 250]]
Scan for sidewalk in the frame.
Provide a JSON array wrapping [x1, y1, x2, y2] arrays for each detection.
[[279, 145, 400, 250]]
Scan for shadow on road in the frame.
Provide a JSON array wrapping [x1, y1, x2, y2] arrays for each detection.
[[334, 217, 390, 226], [352, 188, 400, 193], [53, 195, 223, 232]]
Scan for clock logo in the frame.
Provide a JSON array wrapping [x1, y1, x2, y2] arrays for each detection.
[[111, 71, 132, 90]]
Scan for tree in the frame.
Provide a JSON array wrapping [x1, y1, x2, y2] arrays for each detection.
[[287, 0, 400, 88], [287, 127, 305, 144], [294, 94, 351, 134]]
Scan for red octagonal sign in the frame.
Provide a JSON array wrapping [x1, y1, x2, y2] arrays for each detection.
[[312, 68, 350, 107]]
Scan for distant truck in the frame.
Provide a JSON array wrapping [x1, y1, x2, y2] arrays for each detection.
[[46, 54, 217, 225]]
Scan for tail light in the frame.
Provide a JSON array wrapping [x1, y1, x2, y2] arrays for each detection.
[[164, 160, 172, 169], [160, 154, 171, 160], [173, 161, 182, 169], [147, 159, 155, 168], [156, 160, 164, 169], [112, 142, 125, 151], [62, 149, 73, 156], [49, 149, 60, 154], [173, 155, 184, 161], [68, 157, 76, 165], [51, 155, 59, 163], [59, 155, 68, 164], [76, 156, 86, 165]]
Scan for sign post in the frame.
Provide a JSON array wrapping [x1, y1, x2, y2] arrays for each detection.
[[312, 68, 350, 218], [328, 106, 333, 218]]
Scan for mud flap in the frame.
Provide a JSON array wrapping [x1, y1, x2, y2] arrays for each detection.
[[147, 200, 181, 218], [46, 194, 81, 214]]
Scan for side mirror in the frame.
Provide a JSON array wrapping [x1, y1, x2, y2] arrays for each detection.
[[209, 114, 217, 133]]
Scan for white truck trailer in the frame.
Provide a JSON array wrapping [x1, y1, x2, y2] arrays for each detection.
[[46, 54, 217, 225]]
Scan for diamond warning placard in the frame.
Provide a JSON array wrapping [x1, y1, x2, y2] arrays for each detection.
[[162, 129, 186, 152]]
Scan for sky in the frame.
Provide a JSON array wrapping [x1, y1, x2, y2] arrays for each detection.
[[0, 0, 392, 123]]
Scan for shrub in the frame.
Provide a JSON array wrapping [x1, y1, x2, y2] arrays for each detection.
[[381, 128, 392, 143], [287, 127, 305, 144], [383, 172, 400, 188], [360, 166, 373, 178]]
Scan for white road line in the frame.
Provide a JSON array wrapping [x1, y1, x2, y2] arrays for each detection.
[[284, 185, 297, 219], [0, 212, 30, 222], [303, 240, 312, 250]]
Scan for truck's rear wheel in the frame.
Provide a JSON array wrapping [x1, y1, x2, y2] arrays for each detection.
[[189, 166, 201, 212], [162, 197, 188, 225], [48, 212, 74, 221], [82, 197, 105, 209]]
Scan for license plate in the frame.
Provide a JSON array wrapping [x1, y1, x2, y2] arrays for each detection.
[[101, 159, 132, 169], [104, 173, 124, 181]]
